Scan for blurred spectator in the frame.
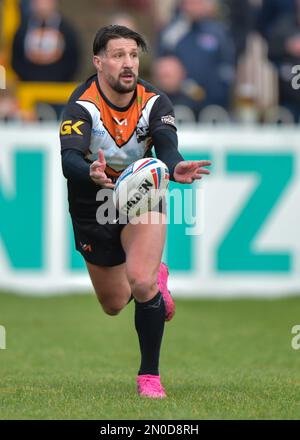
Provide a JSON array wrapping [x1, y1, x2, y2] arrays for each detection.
[[256, 0, 295, 39], [154, 0, 179, 29], [157, 0, 236, 116], [110, 12, 138, 31], [109, 11, 151, 80], [0, 87, 36, 122], [152, 56, 200, 121], [266, 0, 300, 122], [222, 0, 259, 59], [119, 0, 152, 10], [20, 0, 32, 17], [11, 0, 80, 81]]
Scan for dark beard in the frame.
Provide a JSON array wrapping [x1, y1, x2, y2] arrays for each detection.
[[108, 74, 137, 94]]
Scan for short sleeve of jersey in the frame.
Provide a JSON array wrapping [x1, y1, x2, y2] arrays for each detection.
[[60, 101, 92, 154], [148, 93, 177, 135]]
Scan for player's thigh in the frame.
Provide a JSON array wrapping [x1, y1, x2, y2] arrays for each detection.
[[121, 212, 166, 287], [86, 261, 131, 314]]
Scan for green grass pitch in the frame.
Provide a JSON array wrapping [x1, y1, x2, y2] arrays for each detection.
[[1, 292, 300, 420]]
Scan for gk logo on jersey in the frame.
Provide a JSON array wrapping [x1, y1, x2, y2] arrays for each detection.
[[60, 120, 84, 135]]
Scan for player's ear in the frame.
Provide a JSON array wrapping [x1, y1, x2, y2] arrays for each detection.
[[93, 55, 102, 72]]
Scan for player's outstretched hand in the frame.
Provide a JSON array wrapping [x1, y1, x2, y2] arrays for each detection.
[[173, 160, 211, 184], [90, 149, 115, 189]]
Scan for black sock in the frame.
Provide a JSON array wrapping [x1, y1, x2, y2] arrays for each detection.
[[134, 291, 165, 376]]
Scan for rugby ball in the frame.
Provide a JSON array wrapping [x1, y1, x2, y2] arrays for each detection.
[[113, 158, 169, 218]]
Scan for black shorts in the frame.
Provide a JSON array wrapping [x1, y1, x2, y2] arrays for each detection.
[[72, 216, 126, 267], [71, 197, 166, 267]]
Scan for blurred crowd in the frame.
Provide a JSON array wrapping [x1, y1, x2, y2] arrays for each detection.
[[1, 0, 300, 124]]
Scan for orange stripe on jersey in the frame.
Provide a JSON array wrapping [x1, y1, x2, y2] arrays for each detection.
[[78, 81, 101, 110], [98, 83, 156, 147], [79, 80, 156, 148]]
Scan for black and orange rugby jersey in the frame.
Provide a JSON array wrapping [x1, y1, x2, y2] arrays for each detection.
[[60, 74, 183, 220], [60, 74, 178, 180]]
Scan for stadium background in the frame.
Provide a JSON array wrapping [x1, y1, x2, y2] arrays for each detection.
[[1, 0, 300, 420]]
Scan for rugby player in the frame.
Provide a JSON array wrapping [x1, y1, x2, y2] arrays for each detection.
[[60, 25, 211, 398]]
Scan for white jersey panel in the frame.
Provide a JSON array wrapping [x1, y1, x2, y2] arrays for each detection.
[[76, 95, 161, 173]]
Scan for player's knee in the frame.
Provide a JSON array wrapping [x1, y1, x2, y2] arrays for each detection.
[[99, 300, 123, 316], [102, 305, 122, 316], [128, 271, 156, 300], [95, 294, 123, 316]]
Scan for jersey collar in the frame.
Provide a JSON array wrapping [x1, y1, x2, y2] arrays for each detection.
[[95, 76, 137, 112]]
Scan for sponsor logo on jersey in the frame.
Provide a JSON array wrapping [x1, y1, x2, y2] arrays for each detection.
[[60, 120, 84, 135], [92, 128, 106, 137], [112, 116, 128, 126], [161, 115, 176, 127], [136, 126, 149, 143]]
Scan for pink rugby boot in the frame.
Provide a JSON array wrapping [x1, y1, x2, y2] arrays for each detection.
[[137, 375, 166, 398], [157, 262, 175, 322]]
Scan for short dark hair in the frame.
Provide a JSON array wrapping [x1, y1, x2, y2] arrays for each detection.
[[93, 25, 148, 55]]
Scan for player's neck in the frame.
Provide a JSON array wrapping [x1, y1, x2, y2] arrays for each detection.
[[97, 74, 135, 108]]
